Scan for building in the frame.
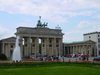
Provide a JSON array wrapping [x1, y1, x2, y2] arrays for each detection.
[[0, 18, 64, 58], [0, 18, 99, 58], [0, 37, 16, 58], [64, 40, 96, 57], [84, 31, 100, 56], [15, 18, 64, 58]]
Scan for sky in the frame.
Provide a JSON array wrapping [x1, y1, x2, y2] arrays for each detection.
[[0, 0, 100, 42]]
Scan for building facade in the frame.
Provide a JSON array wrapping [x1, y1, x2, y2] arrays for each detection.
[[0, 19, 99, 58], [15, 19, 64, 58], [84, 32, 100, 56], [0, 37, 16, 58], [15, 27, 64, 58], [64, 40, 96, 56], [0, 19, 64, 58]]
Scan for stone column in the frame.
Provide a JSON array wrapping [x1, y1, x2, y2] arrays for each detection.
[[20, 37, 23, 57], [46, 38, 49, 56], [5, 43, 7, 57], [79, 45, 81, 53], [49, 38, 53, 56], [76, 46, 78, 54], [41, 38, 47, 56], [89, 45, 92, 56], [59, 38, 62, 56], [53, 38, 56, 56], [72, 46, 73, 54], [70, 46, 71, 54], [82, 45, 84, 54], [36, 37, 39, 57], [27, 37, 32, 57], [24, 37, 28, 57], [2, 43, 4, 54], [85, 45, 87, 55], [68, 46, 70, 54], [73, 46, 75, 54], [71, 46, 73, 54], [8, 43, 10, 58], [86, 45, 88, 55], [31, 38, 35, 55], [63, 44, 65, 56]]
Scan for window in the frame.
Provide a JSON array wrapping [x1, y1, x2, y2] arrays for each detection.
[[42, 40, 44, 43], [32, 44, 35, 47], [32, 39, 34, 43], [25, 44, 27, 47], [98, 35, 100, 37], [99, 51, 100, 55], [56, 40, 59, 43], [49, 44, 52, 47], [98, 44, 100, 48], [49, 40, 52, 43], [11, 45, 13, 48], [43, 44, 45, 47], [98, 39, 100, 43], [56, 45, 59, 47], [89, 36, 91, 38]]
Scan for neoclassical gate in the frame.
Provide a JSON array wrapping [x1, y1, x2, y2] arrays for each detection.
[[15, 19, 64, 58]]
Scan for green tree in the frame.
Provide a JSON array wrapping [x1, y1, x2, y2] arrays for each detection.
[[0, 54, 7, 60]]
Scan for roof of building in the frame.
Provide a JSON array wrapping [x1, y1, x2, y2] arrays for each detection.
[[0, 36, 16, 41], [64, 40, 96, 45], [83, 31, 100, 35]]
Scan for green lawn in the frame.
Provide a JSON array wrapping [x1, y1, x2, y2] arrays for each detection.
[[0, 62, 100, 75]]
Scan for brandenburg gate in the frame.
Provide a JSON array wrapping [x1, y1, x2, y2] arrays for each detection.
[[15, 18, 64, 58]]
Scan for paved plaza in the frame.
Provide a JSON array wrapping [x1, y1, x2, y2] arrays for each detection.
[[60, 57, 94, 61]]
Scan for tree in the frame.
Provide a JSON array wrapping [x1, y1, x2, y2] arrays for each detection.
[[0, 54, 7, 60]]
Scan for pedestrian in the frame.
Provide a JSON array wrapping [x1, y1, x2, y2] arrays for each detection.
[[86, 56, 89, 61], [82, 56, 85, 61], [78, 55, 81, 60]]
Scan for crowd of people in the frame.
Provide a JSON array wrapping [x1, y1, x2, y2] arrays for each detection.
[[38, 55, 60, 61], [24, 54, 90, 61], [65, 54, 89, 61]]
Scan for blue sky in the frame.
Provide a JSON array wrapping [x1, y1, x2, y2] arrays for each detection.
[[0, 0, 100, 42]]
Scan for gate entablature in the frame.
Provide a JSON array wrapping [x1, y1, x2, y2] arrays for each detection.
[[15, 27, 64, 38]]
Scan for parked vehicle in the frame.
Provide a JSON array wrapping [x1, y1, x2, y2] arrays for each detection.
[[93, 57, 100, 61]]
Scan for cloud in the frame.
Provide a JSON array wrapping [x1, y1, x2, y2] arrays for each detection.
[[0, 22, 37, 40], [15, 22, 37, 29], [65, 30, 82, 35], [64, 21, 100, 42], [0, 0, 99, 23], [63, 34, 83, 42], [93, 14, 100, 20], [77, 21, 100, 33], [77, 21, 91, 28], [0, 25, 14, 39]]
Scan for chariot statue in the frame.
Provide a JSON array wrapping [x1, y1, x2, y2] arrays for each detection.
[[36, 16, 48, 28]]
